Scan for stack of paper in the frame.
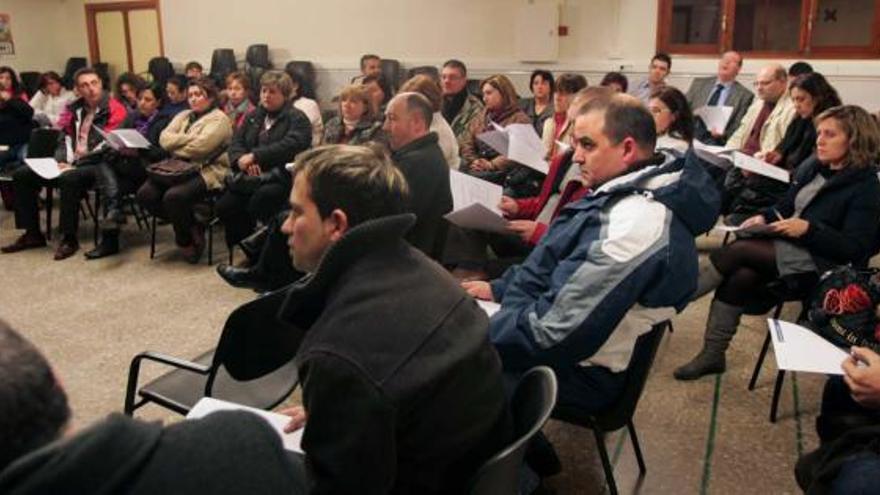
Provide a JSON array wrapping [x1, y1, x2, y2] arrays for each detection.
[[477, 122, 549, 174], [187, 397, 304, 453], [732, 152, 790, 183], [95, 126, 152, 150], [445, 170, 509, 233], [768, 319, 848, 375], [692, 140, 736, 169], [694, 105, 734, 134]]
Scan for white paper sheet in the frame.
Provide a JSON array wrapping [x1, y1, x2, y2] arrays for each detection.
[[95, 127, 151, 149], [713, 223, 775, 236], [768, 319, 849, 375], [694, 105, 734, 134], [477, 123, 549, 174], [0, 145, 8, 152], [477, 300, 501, 317], [445, 170, 508, 233], [24, 158, 64, 179], [692, 140, 735, 169], [732, 151, 790, 183], [187, 397, 304, 453]]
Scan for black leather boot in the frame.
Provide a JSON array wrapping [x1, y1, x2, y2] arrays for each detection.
[[85, 229, 120, 259]]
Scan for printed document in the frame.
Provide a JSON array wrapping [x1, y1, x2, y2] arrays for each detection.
[[445, 170, 509, 233], [768, 319, 848, 375], [187, 397, 304, 453], [694, 105, 734, 134], [732, 151, 790, 183]]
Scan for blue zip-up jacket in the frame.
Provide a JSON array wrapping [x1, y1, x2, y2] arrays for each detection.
[[489, 150, 720, 373]]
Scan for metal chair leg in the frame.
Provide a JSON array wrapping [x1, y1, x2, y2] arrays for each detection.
[[150, 214, 157, 259], [45, 186, 53, 240], [207, 221, 214, 265], [627, 420, 647, 475], [93, 190, 101, 246], [770, 370, 786, 423], [748, 331, 772, 391], [592, 428, 618, 495]]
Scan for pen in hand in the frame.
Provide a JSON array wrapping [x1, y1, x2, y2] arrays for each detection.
[[772, 208, 784, 221]]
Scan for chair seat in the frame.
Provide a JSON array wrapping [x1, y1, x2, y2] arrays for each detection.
[[139, 349, 299, 415]]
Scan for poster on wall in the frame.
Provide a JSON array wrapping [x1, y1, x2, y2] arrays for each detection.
[[0, 14, 14, 55]]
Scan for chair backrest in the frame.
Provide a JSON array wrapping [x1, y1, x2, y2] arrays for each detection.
[[467, 78, 482, 98], [594, 321, 668, 432], [245, 44, 271, 69], [208, 287, 305, 385], [467, 366, 558, 495], [210, 49, 237, 84], [62, 57, 88, 89], [20, 71, 40, 98], [148, 57, 175, 86], [380, 58, 402, 93], [27, 129, 60, 159], [406, 65, 440, 83]]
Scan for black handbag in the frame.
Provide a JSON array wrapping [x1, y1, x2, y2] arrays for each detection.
[[807, 266, 880, 353]]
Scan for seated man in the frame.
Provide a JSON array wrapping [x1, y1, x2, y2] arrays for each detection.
[[721, 63, 796, 223], [216, 70, 312, 254], [629, 53, 671, 105], [1, 67, 127, 260], [440, 59, 484, 148], [277, 144, 511, 493], [464, 94, 719, 421], [685, 50, 754, 145], [0, 319, 306, 493], [351, 53, 382, 85]]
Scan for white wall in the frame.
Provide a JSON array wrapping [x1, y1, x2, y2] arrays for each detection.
[[2, 0, 880, 109]]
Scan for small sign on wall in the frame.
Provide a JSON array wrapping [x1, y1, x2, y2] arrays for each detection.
[[0, 14, 14, 55]]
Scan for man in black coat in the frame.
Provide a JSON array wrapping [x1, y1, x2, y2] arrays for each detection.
[[278, 144, 510, 493], [216, 70, 312, 250], [384, 91, 453, 259]]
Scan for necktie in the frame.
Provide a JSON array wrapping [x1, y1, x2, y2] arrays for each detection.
[[707, 84, 724, 106]]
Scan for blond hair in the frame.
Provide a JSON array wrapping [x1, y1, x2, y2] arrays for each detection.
[[338, 84, 374, 119], [815, 105, 880, 169]]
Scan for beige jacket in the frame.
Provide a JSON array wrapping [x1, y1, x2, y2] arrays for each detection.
[[542, 116, 572, 160], [726, 94, 796, 153], [159, 108, 233, 190]]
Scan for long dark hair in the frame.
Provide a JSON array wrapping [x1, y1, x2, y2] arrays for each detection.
[[652, 86, 694, 143], [790, 72, 842, 118], [0, 66, 24, 97]]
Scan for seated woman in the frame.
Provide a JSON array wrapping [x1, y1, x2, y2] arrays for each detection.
[[361, 75, 391, 117], [322, 84, 385, 145], [460, 74, 536, 198], [29, 71, 75, 129], [222, 71, 255, 130], [0, 67, 33, 175], [288, 70, 323, 148], [86, 82, 174, 259], [519, 69, 555, 136], [724, 72, 842, 225], [114, 72, 146, 113], [541, 73, 587, 159], [399, 74, 460, 169], [162, 75, 189, 118], [216, 70, 312, 253], [136, 76, 233, 263], [649, 86, 694, 154], [446, 87, 606, 281], [675, 105, 880, 381]]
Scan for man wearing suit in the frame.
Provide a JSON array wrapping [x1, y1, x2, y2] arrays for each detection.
[[686, 51, 754, 145]]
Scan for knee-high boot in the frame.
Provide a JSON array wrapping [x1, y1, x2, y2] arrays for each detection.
[[674, 299, 744, 381], [692, 258, 724, 301]]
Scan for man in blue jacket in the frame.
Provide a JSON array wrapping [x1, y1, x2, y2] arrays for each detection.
[[465, 94, 720, 416]]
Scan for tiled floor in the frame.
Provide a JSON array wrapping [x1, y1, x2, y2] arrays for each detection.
[[1, 211, 822, 494]]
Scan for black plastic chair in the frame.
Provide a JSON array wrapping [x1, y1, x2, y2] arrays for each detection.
[[285, 61, 316, 96], [380, 59, 403, 93], [467, 78, 482, 98], [406, 65, 440, 83], [93, 62, 111, 90], [467, 366, 558, 495], [552, 321, 670, 495], [124, 287, 302, 416], [147, 57, 175, 86], [210, 49, 237, 86], [20, 71, 40, 98], [62, 57, 88, 89], [245, 44, 271, 69], [148, 192, 230, 265]]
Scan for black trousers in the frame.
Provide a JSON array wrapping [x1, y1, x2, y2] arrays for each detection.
[[13, 165, 100, 238], [136, 175, 208, 246], [216, 181, 289, 247]]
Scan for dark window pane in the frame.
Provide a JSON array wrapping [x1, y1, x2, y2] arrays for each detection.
[[812, 0, 875, 47], [733, 0, 802, 52], [669, 0, 722, 45]]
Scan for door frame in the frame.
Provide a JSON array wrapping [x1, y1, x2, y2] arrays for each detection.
[[85, 0, 164, 71]]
